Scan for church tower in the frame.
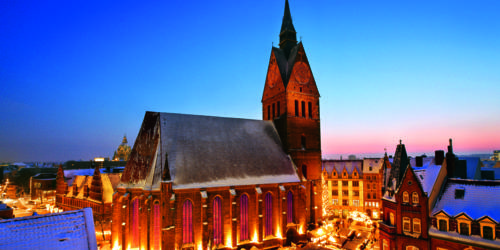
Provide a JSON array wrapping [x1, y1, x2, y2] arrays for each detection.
[[262, 0, 322, 223]]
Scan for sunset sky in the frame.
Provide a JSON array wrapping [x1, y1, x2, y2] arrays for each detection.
[[1, 0, 499, 162]]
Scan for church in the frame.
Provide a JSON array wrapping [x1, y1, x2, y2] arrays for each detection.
[[110, 1, 322, 249]]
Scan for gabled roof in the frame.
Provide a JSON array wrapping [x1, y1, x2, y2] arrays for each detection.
[[458, 156, 482, 179], [271, 43, 300, 87], [322, 160, 363, 177], [411, 157, 443, 196], [432, 179, 500, 223], [120, 112, 300, 190], [0, 208, 97, 250]]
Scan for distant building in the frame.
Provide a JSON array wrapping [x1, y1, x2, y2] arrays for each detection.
[[30, 172, 57, 202], [113, 136, 131, 161], [322, 160, 365, 218], [363, 156, 390, 220], [0, 201, 14, 219]]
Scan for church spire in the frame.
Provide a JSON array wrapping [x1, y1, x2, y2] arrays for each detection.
[[279, 0, 297, 58]]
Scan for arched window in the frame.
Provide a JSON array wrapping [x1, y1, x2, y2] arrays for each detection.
[[287, 191, 293, 224], [308, 102, 312, 118], [403, 191, 409, 203], [153, 202, 161, 250], [405, 246, 419, 250], [294, 100, 299, 116], [412, 192, 419, 204], [389, 212, 395, 226], [265, 193, 273, 236], [131, 199, 140, 248], [240, 194, 249, 241], [213, 197, 223, 245], [301, 101, 306, 117], [183, 200, 193, 244]]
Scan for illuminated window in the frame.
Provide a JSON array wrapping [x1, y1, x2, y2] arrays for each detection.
[[353, 191, 359, 197], [213, 197, 223, 245], [403, 191, 409, 203], [131, 199, 139, 248], [412, 192, 419, 204], [308, 102, 312, 118], [342, 190, 348, 196], [413, 218, 421, 233], [403, 217, 411, 232], [287, 191, 293, 224], [460, 222, 470, 236], [438, 219, 448, 231], [332, 199, 338, 206], [183, 200, 193, 243], [406, 246, 419, 250], [390, 213, 395, 226], [353, 200, 359, 207], [265, 193, 273, 236], [240, 194, 249, 241], [301, 101, 305, 117], [294, 100, 299, 116], [342, 200, 349, 206], [153, 203, 161, 250]]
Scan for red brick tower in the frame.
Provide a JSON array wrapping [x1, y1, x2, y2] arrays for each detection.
[[262, 0, 322, 224]]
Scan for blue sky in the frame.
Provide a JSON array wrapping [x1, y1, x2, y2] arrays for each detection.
[[1, 0, 499, 161]]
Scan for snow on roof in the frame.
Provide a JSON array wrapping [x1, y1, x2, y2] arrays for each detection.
[[411, 157, 442, 196], [0, 208, 97, 250], [322, 160, 363, 176], [429, 227, 500, 249], [120, 112, 300, 190], [432, 179, 500, 222], [64, 169, 104, 181]]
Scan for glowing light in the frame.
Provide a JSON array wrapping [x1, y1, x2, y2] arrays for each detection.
[[276, 226, 282, 239], [94, 157, 105, 162], [252, 230, 259, 243], [298, 226, 304, 235]]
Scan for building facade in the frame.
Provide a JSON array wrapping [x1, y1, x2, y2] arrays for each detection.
[[362, 157, 388, 220]]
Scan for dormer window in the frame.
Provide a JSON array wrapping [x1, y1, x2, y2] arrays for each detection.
[[403, 191, 409, 203], [459, 222, 470, 236], [438, 219, 448, 231]]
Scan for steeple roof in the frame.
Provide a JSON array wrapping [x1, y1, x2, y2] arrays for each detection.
[[280, 0, 296, 35], [278, 0, 298, 58]]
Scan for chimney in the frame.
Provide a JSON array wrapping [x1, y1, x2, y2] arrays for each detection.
[[435, 150, 445, 165], [416, 156, 423, 167]]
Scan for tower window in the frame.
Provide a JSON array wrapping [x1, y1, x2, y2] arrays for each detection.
[[301, 101, 306, 117], [277, 101, 280, 117], [272, 103, 275, 119], [295, 100, 299, 116], [308, 102, 312, 118]]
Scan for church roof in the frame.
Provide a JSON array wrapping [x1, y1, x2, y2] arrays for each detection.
[[0, 208, 97, 250], [120, 112, 300, 190]]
